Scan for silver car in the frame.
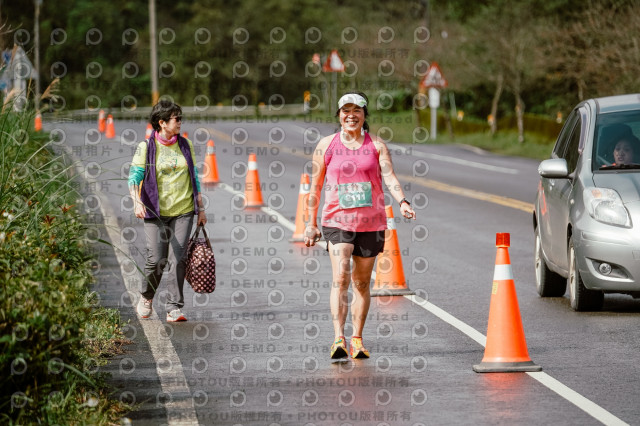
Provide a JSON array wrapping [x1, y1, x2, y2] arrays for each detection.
[[534, 93, 640, 311]]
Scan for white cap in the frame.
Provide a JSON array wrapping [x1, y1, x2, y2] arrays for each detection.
[[338, 93, 367, 109]]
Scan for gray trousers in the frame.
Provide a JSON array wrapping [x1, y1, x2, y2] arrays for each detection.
[[141, 212, 194, 311]]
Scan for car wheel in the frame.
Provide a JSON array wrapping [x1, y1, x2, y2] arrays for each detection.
[[568, 237, 604, 311], [535, 227, 566, 297]]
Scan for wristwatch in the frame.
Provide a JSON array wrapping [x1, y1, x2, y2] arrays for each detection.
[[399, 198, 410, 207]]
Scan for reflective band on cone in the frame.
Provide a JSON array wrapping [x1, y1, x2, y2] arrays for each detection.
[[473, 232, 542, 373], [98, 109, 106, 133], [371, 205, 415, 297], [105, 114, 115, 139], [202, 139, 219, 185], [244, 153, 264, 207], [34, 113, 42, 132], [291, 173, 311, 242]]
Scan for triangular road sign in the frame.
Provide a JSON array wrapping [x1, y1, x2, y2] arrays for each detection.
[[420, 62, 447, 88], [323, 49, 345, 72]]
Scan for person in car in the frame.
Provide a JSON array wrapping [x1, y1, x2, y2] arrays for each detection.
[[612, 136, 639, 165], [600, 123, 639, 167]]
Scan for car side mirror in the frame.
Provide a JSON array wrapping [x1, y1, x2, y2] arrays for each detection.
[[538, 158, 569, 178]]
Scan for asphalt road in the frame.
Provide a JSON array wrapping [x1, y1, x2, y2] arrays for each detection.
[[46, 116, 640, 425]]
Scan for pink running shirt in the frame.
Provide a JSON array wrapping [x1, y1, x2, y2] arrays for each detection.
[[321, 132, 387, 232]]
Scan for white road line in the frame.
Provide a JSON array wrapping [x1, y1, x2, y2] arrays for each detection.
[[218, 182, 324, 246], [405, 294, 628, 426], [219, 176, 626, 425], [63, 145, 200, 426], [405, 294, 487, 346], [261, 206, 296, 233], [527, 372, 628, 426], [388, 143, 519, 175], [218, 166, 626, 425]]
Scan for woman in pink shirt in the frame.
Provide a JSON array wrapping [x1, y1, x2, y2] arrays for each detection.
[[305, 92, 415, 359]]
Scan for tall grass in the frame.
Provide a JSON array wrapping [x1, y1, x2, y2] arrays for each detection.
[[0, 105, 129, 424]]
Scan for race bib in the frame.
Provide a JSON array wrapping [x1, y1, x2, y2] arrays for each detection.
[[338, 182, 372, 209]]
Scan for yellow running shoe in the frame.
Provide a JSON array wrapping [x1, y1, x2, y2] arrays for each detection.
[[349, 336, 370, 359], [330, 336, 348, 359]]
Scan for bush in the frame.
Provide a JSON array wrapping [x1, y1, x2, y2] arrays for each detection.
[[0, 107, 128, 424], [415, 109, 561, 142]]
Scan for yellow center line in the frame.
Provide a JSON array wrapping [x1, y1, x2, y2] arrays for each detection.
[[205, 126, 534, 213], [399, 174, 534, 213]]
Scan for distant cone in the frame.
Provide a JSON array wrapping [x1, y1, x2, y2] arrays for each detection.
[[182, 131, 189, 139], [105, 114, 115, 139], [202, 139, 220, 185], [98, 109, 106, 133], [371, 205, 414, 297], [34, 112, 42, 132], [244, 153, 264, 207], [473, 233, 542, 373], [145, 123, 153, 139], [290, 174, 310, 241]]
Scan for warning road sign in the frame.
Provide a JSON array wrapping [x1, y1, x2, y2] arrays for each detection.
[[322, 50, 345, 72], [420, 62, 447, 88]]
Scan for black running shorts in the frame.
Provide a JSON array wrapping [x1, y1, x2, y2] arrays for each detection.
[[322, 226, 386, 258]]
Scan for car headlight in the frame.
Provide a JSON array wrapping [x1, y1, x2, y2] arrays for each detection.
[[584, 188, 632, 228]]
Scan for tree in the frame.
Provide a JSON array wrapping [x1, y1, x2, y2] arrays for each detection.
[[544, 0, 640, 102], [454, 1, 548, 141]]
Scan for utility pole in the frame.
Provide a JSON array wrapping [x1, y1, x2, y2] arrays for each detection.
[[34, 0, 42, 110], [149, 0, 159, 105]]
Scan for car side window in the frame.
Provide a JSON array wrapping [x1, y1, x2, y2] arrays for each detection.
[[564, 117, 582, 174], [553, 110, 579, 159]]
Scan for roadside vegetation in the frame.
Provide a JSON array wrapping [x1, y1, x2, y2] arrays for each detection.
[[3, 0, 637, 152], [0, 106, 129, 424], [5, 1, 639, 122]]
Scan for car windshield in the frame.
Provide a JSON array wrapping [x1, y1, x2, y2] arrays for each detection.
[[593, 111, 640, 171]]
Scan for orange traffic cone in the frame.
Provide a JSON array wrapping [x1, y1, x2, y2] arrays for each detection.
[[290, 173, 310, 242], [182, 131, 189, 139], [145, 123, 153, 140], [105, 114, 115, 139], [371, 205, 414, 297], [473, 233, 542, 373], [244, 153, 264, 208], [202, 139, 219, 185], [34, 112, 42, 132], [98, 109, 106, 133]]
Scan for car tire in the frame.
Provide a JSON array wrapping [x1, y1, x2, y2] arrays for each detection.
[[568, 237, 604, 311], [535, 227, 566, 297]]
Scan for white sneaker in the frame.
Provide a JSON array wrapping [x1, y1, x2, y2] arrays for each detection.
[[137, 297, 153, 318], [167, 309, 187, 322]]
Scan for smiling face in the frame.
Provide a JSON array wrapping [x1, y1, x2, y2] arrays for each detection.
[[339, 104, 365, 134], [614, 139, 634, 164]]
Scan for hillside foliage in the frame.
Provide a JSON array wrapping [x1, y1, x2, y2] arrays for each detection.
[[1, 0, 639, 122]]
